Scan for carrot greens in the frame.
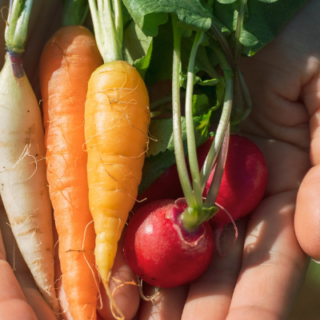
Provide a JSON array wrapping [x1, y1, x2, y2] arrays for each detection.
[[62, 0, 89, 26]]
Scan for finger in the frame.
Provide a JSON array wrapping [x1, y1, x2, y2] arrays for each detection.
[[0, 225, 37, 320], [0, 206, 57, 320], [295, 54, 320, 261], [139, 283, 188, 320], [295, 166, 320, 261], [181, 219, 247, 320], [98, 227, 140, 320], [226, 191, 308, 320]]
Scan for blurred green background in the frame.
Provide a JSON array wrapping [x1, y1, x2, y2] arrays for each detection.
[[289, 260, 320, 319]]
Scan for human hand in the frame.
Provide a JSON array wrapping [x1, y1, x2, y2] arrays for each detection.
[[0, 0, 318, 319], [132, 0, 320, 319]]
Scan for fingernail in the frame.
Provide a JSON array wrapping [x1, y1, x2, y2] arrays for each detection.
[[312, 258, 320, 264]]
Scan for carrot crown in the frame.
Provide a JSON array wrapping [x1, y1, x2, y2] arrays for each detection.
[[5, 0, 34, 53], [88, 0, 123, 63]]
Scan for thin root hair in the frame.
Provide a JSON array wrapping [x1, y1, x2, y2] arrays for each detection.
[[82, 250, 102, 310], [138, 277, 162, 303], [1, 6, 9, 27]]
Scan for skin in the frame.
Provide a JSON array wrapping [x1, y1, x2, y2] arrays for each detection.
[[0, 0, 320, 319]]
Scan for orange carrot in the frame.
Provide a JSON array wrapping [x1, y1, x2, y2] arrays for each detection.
[[86, 0, 150, 317], [40, 25, 103, 320]]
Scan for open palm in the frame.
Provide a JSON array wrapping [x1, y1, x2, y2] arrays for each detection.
[[136, 0, 319, 319]]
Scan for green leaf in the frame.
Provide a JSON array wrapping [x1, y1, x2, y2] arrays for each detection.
[[195, 109, 212, 138], [239, 29, 258, 47], [145, 21, 220, 85], [180, 70, 219, 88], [213, 77, 224, 110], [142, 12, 168, 37], [122, 0, 213, 36], [147, 119, 173, 156], [139, 150, 176, 195], [139, 113, 211, 194], [133, 42, 153, 78], [123, 21, 153, 77], [213, 0, 308, 55], [144, 22, 173, 85], [217, 0, 237, 3], [192, 94, 209, 116]]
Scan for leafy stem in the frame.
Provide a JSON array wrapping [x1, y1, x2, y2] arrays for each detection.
[[234, 0, 247, 66], [204, 123, 230, 209], [200, 48, 233, 191], [5, 0, 34, 53], [171, 14, 195, 210], [113, 0, 123, 46], [185, 32, 205, 208], [88, 0, 122, 63], [210, 23, 234, 69]]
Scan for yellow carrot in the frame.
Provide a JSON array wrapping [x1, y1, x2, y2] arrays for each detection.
[[86, 0, 150, 318]]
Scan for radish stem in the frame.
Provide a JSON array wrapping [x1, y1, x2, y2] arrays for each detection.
[[204, 123, 230, 209], [210, 23, 233, 68], [234, 0, 247, 66], [171, 14, 195, 209], [185, 32, 205, 208], [200, 48, 233, 191]]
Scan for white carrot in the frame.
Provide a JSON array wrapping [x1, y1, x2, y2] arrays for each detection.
[[0, 0, 59, 316]]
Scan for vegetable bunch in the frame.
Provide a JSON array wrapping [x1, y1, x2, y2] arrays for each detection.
[[0, 0, 306, 319]]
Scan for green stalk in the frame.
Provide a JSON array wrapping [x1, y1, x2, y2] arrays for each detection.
[[113, 0, 123, 48], [232, 0, 251, 125], [62, 0, 89, 26], [185, 32, 205, 208], [234, 0, 246, 67], [88, 0, 122, 63], [200, 48, 233, 191], [210, 23, 234, 69], [5, 0, 34, 53], [171, 14, 195, 210], [204, 123, 230, 209], [238, 69, 252, 112]]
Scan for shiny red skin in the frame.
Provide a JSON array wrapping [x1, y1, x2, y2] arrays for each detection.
[[124, 199, 214, 288], [204, 135, 268, 228]]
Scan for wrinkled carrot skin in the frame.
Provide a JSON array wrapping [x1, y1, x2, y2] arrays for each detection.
[[40, 26, 103, 320], [85, 60, 150, 286]]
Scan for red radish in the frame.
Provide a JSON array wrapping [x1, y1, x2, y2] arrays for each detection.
[[124, 199, 214, 288], [204, 134, 268, 229], [137, 135, 267, 228]]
